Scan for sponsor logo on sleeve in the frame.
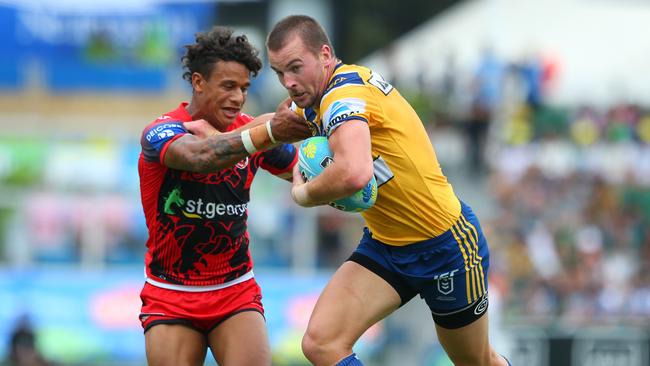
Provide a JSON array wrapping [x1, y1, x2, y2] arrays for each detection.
[[146, 122, 184, 142], [323, 98, 366, 135]]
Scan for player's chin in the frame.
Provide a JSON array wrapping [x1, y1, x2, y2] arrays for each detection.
[[218, 110, 238, 126], [291, 94, 312, 108]]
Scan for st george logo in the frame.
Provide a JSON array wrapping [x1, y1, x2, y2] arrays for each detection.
[[163, 187, 185, 215], [434, 269, 458, 295]]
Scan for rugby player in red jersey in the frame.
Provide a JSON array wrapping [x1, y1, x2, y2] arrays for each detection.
[[137, 26, 311, 366]]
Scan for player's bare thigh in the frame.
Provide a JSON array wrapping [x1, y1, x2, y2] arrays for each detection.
[[435, 313, 506, 366], [145, 324, 208, 366], [303, 261, 401, 363], [207, 310, 270, 366]]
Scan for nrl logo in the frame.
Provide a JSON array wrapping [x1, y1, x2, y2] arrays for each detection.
[[435, 269, 458, 295], [437, 276, 454, 295]]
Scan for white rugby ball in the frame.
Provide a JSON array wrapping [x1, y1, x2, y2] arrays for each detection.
[[298, 136, 377, 212]]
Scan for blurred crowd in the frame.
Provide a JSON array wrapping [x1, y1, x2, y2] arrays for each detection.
[[487, 167, 650, 325]]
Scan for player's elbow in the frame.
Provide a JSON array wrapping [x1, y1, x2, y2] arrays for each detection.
[[341, 164, 374, 193]]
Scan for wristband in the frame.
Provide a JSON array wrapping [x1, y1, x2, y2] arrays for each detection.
[[291, 184, 312, 206], [266, 120, 277, 144], [240, 129, 257, 154]]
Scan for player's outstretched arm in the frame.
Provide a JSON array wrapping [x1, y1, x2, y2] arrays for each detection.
[[184, 114, 274, 138], [166, 103, 311, 173], [165, 113, 275, 172], [164, 130, 252, 173], [185, 99, 312, 143]]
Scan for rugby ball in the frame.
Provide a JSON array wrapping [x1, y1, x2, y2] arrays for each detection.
[[298, 136, 377, 212]]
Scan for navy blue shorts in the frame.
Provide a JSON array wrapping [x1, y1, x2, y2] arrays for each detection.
[[348, 201, 490, 313]]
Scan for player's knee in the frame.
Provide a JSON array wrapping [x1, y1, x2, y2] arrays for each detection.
[[301, 328, 347, 364], [301, 330, 326, 362], [445, 343, 494, 366], [448, 354, 490, 366], [448, 347, 507, 366]]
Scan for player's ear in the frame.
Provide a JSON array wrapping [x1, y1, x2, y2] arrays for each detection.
[[320, 44, 333, 63], [191, 72, 205, 93]]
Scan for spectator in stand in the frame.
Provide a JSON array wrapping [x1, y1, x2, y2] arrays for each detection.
[[466, 46, 505, 174], [5, 315, 53, 366]]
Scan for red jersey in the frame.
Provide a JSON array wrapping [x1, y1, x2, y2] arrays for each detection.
[[138, 103, 297, 289]]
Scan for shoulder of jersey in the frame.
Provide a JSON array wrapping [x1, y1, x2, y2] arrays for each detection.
[[328, 65, 369, 88], [322, 65, 373, 103], [143, 114, 181, 136], [229, 112, 255, 130], [337, 63, 371, 77], [239, 112, 254, 121], [154, 114, 175, 123]]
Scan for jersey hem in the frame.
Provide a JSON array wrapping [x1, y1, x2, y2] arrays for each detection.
[[145, 270, 254, 292]]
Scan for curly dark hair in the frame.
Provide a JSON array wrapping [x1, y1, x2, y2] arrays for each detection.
[[182, 26, 262, 84]]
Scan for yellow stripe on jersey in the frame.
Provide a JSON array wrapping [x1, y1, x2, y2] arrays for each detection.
[[294, 63, 461, 245]]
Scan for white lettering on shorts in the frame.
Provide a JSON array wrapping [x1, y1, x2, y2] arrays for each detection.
[[434, 269, 458, 295]]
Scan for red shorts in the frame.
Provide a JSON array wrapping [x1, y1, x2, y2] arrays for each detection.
[[139, 278, 264, 334]]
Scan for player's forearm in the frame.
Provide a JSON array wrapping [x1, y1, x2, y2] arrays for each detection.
[[235, 113, 274, 131], [194, 123, 276, 172], [303, 163, 368, 204], [193, 132, 250, 172]]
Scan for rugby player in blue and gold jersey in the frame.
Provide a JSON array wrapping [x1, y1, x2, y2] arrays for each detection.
[[268, 15, 510, 366]]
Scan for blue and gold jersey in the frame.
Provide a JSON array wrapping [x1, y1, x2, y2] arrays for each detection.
[[294, 63, 461, 245]]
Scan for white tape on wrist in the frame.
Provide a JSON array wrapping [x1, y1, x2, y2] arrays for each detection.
[[266, 120, 277, 144], [240, 129, 257, 154]]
